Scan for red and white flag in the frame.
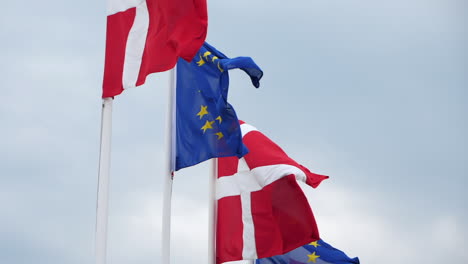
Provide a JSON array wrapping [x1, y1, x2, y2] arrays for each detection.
[[216, 121, 329, 264], [102, 0, 207, 98]]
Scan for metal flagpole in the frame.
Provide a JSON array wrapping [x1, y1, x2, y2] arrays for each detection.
[[208, 158, 218, 264], [95, 97, 114, 264], [162, 67, 176, 264]]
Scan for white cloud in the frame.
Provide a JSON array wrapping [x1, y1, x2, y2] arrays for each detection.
[[106, 189, 211, 264], [302, 183, 468, 263]]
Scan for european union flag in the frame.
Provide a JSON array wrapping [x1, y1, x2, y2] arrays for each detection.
[[175, 42, 263, 171], [256, 239, 359, 264]]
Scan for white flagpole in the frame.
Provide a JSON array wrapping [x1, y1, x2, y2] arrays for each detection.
[[162, 67, 176, 264], [95, 97, 113, 264], [208, 158, 217, 264]]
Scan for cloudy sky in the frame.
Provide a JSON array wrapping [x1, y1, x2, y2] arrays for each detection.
[[1, 0, 467, 263]]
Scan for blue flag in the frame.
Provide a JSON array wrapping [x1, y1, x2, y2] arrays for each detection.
[[256, 239, 359, 264], [175, 42, 263, 171]]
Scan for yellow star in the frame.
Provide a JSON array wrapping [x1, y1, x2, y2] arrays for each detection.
[[211, 56, 219, 62], [196, 55, 205, 66], [307, 252, 320, 263], [217, 61, 224, 72], [201, 120, 215, 133], [216, 116, 222, 124], [309, 241, 320, 248], [203, 51, 211, 59], [215, 132, 224, 139], [197, 105, 209, 119]]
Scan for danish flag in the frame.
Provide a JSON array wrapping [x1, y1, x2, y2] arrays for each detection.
[[102, 0, 207, 98], [216, 121, 329, 264]]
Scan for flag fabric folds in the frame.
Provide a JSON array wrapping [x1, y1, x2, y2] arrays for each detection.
[[216, 121, 329, 264], [102, 0, 208, 98], [256, 239, 360, 264], [175, 43, 263, 171]]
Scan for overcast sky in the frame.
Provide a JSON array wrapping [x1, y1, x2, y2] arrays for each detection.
[[1, 0, 467, 263]]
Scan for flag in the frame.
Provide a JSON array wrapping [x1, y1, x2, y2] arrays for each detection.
[[102, 0, 208, 98], [256, 239, 360, 264], [216, 121, 329, 264], [175, 43, 263, 171]]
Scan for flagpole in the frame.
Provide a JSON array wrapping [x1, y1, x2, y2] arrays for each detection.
[[95, 97, 113, 264], [162, 67, 176, 264], [208, 158, 217, 264]]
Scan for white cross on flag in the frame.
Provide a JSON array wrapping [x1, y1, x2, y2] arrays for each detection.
[[103, 0, 207, 98], [216, 121, 329, 264]]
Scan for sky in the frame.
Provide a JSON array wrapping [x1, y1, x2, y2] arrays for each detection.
[[1, 0, 467, 263]]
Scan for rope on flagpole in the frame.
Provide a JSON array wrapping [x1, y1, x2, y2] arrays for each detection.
[[95, 97, 113, 264], [162, 67, 176, 264]]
